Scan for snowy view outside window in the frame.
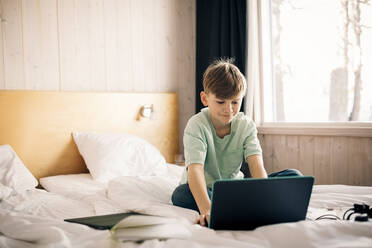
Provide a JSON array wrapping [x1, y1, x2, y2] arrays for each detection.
[[263, 0, 372, 122]]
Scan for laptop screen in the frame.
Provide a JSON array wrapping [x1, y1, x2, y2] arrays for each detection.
[[209, 176, 314, 230]]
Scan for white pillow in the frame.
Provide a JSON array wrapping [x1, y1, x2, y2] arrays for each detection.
[[73, 132, 168, 183], [0, 144, 38, 191]]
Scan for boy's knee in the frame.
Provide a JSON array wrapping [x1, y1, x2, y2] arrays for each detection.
[[286, 168, 303, 176], [269, 168, 304, 177], [171, 184, 184, 205], [171, 184, 199, 212]]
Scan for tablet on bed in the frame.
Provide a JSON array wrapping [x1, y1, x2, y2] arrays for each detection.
[[64, 212, 141, 230]]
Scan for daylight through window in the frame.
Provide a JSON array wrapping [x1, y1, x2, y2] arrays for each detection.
[[261, 0, 372, 122]]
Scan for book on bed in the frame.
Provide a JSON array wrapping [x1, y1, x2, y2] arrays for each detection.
[[111, 214, 191, 241], [65, 212, 191, 241]]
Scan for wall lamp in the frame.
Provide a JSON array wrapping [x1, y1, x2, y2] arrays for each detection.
[[139, 104, 156, 120]]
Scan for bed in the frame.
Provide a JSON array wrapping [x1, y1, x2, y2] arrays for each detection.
[[0, 91, 371, 248]]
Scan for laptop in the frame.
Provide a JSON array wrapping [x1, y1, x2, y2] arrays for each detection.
[[65, 212, 142, 230], [208, 176, 314, 230]]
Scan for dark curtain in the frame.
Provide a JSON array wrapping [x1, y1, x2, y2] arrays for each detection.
[[195, 0, 247, 113]]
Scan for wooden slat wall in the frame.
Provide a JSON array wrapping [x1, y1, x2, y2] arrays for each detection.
[[2, 0, 24, 88], [0, 0, 196, 151], [0, 1, 5, 88], [1, 0, 370, 186], [0, 0, 196, 92], [259, 134, 372, 186]]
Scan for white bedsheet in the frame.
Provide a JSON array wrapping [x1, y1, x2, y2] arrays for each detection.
[[39, 173, 107, 200], [1, 205, 371, 248], [1, 165, 372, 248], [0, 187, 95, 220]]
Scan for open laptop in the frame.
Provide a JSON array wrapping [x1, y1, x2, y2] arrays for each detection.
[[208, 176, 314, 230]]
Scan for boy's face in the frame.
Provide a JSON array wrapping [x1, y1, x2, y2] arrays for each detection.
[[200, 92, 243, 127]]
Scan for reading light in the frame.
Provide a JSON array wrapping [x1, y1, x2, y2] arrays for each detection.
[[139, 104, 155, 119]]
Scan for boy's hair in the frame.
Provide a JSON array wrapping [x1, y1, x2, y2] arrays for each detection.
[[203, 58, 247, 99]]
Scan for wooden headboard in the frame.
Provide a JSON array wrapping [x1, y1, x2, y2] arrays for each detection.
[[0, 91, 179, 181]]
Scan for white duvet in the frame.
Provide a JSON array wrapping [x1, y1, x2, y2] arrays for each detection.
[[1, 165, 372, 248]]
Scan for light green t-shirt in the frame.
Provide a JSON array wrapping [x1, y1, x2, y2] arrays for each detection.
[[180, 108, 262, 189]]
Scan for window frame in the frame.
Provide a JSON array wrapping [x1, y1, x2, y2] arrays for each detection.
[[255, 0, 372, 137], [258, 122, 372, 137]]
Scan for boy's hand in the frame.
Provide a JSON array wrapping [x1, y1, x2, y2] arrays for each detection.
[[194, 212, 210, 226]]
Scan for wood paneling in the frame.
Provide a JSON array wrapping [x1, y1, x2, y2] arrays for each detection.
[[313, 136, 332, 185], [332, 137, 349, 184], [298, 136, 315, 177], [286, 135, 299, 171], [22, 0, 59, 90], [259, 134, 372, 186], [271, 135, 287, 173], [58, 0, 106, 91], [0, 0, 196, 151], [142, 0, 156, 92], [0, 1, 5, 88], [348, 137, 370, 186], [259, 134, 273, 173], [0, 0, 194, 94], [2, 0, 24, 89]]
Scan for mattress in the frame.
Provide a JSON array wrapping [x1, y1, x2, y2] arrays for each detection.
[[1, 163, 372, 248]]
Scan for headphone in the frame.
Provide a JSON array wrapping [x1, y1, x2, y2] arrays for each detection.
[[315, 203, 371, 222], [343, 203, 372, 222]]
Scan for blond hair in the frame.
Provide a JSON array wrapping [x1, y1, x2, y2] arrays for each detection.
[[203, 58, 246, 99]]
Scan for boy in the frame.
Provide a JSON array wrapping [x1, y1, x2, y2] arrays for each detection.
[[171, 59, 302, 226]]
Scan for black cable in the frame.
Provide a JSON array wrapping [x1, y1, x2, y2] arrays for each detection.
[[347, 211, 358, 220], [315, 214, 340, 221], [317, 217, 339, 220], [314, 204, 371, 222], [343, 208, 354, 220]]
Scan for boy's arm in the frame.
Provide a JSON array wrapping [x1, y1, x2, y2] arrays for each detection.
[[188, 163, 211, 225], [246, 154, 268, 178]]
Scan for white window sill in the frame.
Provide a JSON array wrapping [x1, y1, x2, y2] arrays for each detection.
[[257, 122, 372, 137]]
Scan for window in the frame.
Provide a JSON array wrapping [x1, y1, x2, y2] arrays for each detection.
[[260, 0, 372, 123]]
